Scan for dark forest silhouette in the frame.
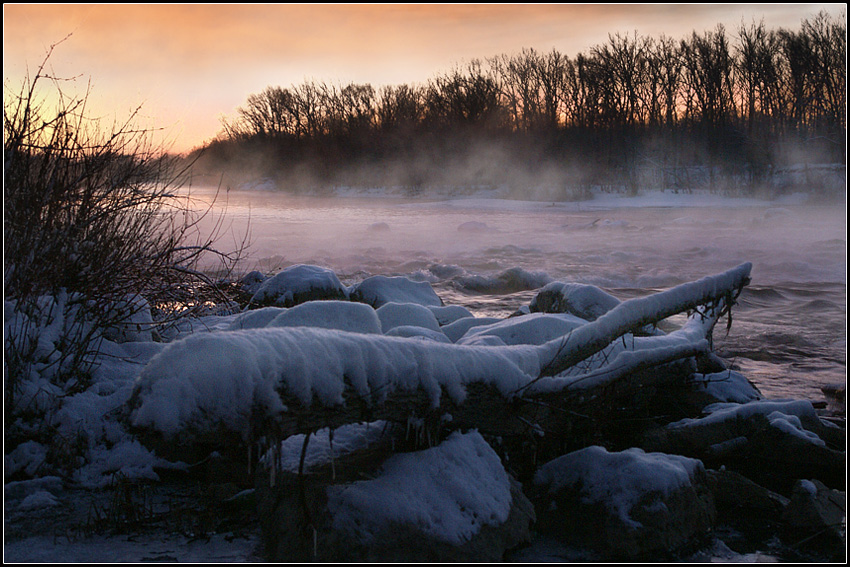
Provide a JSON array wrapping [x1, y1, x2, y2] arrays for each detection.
[[193, 13, 845, 198]]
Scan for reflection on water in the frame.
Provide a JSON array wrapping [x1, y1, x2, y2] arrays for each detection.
[[187, 187, 846, 403]]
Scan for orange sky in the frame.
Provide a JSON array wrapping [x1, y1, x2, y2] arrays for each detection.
[[4, 4, 845, 153]]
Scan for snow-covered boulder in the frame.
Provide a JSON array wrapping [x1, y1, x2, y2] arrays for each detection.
[[349, 275, 443, 308], [454, 267, 552, 293], [427, 304, 474, 326], [376, 302, 441, 333], [643, 400, 846, 492], [533, 446, 715, 560], [457, 312, 586, 346], [226, 306, 289, 330], [385, 325, 452, 343], [530, 281, 621, 321], [249, 264, 349, 307], [257, 429, 535, 562], [440, 316, 502, 343], [266, 300, 382, 335]]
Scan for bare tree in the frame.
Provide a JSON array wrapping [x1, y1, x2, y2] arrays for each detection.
[[4, 41, 248, 421], [735, 19, 783, 138]]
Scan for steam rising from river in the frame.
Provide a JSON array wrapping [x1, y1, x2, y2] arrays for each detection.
[[187, 186, 846, 403]]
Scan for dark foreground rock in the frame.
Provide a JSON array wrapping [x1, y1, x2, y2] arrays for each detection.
[[780, 478, 846, 560], [641, 400, 846, 494], [531, 446, 716, 560]]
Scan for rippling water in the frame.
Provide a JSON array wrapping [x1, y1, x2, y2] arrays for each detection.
[[188, 187, 846, 404]]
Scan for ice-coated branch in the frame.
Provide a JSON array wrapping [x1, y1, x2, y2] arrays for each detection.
[[535, 262, 751, 377]]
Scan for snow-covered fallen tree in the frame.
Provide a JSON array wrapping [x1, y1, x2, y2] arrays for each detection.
[[128, 263, 752, 457]]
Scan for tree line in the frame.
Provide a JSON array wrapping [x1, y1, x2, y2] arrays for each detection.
[[199, 12, 845, 196]]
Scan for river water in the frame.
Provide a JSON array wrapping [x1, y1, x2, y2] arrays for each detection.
[[186, 187, 846, 405]]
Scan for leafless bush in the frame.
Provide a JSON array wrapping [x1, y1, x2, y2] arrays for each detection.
[[3, 42, 248, 422]]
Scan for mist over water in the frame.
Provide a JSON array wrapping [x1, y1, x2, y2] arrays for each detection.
[[188, 186, 846, 404]]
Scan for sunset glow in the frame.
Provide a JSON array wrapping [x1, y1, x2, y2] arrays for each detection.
[[4, 3, 845, 153]]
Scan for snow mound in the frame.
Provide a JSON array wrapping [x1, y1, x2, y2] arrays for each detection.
[[239, 270, 267, 293]]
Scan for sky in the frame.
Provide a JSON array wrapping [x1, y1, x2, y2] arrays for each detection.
[[4, 3, 845, 153]]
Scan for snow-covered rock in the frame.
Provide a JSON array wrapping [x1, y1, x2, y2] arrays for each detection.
[[643, 400, 846, 492], [384, 325, 452, 343], [239, 270, 267, 294], [257, 430, 535, 562], [376, 302, 441, 333], [226, 306, 289, 330], [457, 312, 587, 346], [266, 300, 382, 334], [249, 264, 349, 307], [440, 316, 502, 343], [454, 267, 551, 293], [689, 370, 764, 404], [427, 304, 475, 326], [349, 275, 443, 308], [130, 265, 753, 444], [533, 446, 715, 560], [530, 281, 621, 321]]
